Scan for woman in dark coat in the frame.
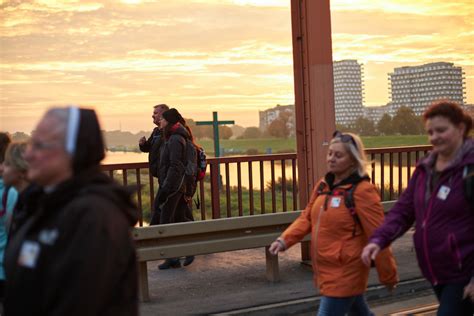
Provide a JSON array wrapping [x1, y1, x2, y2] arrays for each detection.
[[4, 107, 138, 316], [155, 108, 195, 269]]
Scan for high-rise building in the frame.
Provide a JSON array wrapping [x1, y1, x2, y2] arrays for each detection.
[[388, 62, 465, 116], [333, 60, 364, 127]]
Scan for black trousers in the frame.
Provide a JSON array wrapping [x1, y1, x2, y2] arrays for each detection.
[[151, 190, 194, 225], [433, 280, 473, 316]]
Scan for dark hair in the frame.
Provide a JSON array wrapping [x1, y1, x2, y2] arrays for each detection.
[[0, 132, 12, 164], [423, 100, 472, 138]]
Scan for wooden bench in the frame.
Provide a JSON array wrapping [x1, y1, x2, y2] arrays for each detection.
[[133, 201, 396, 301]]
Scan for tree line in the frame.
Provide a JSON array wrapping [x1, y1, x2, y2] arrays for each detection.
[[338, 106, 425, 136]]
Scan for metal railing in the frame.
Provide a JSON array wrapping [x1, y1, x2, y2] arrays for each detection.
[[101, 145, 432, 226]]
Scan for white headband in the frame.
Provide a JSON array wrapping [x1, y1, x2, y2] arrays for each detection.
[[65, 106, 80, 155]]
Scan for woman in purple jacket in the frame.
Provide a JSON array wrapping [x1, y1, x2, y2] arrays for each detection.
[[362, 100, 473, 315]]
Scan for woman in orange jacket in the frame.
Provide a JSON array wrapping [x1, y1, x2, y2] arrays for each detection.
[[269, 131, 398, 316]]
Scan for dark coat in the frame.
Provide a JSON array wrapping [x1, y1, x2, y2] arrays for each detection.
[[156, 123, 193, 224], [370, 138, 474, 285], [157, 123, 190, 194], [139, 127, 163, 178], [4, 169, 139, 316]]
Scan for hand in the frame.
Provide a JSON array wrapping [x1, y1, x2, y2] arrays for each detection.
[[139, 136, 146, 146], [463, 278, 474, 302], [269, 240, 285, 255], [361, 243, 381, 266]]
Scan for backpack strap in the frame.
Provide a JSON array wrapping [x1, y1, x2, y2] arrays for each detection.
[[343, 182, 362, 237], [316, 181, 332, 210]]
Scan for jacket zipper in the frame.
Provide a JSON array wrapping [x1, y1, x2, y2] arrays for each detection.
[[422, 185, 439, 285], [313, 203, 325, 279]]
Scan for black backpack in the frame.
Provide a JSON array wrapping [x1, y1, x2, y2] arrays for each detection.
[[184, 139, 207, 200], [316, 181, 362, 237]]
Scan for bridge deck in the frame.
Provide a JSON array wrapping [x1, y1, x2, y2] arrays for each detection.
[[139, 229, 437, 315]]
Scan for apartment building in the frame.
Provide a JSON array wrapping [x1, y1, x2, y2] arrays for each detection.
[[388, 62, 465, 116]]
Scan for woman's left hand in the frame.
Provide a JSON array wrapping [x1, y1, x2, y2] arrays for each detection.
[[463, 278, 474, 302]]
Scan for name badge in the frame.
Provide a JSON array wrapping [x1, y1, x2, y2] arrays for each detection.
[[330, 197, 341, 208], [18, 241, 41, 269], [437, 185, 451, 200]]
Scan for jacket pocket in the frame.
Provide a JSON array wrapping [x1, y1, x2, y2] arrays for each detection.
[[339, 239, 362, 265], [448, 233, 463, 271]]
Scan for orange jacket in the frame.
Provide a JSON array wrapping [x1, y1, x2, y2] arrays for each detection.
[[281, 177, 398, 297]]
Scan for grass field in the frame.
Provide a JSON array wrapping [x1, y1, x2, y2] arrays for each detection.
[[197, 135, 429, 156]]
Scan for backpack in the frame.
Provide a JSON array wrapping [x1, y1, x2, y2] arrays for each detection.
[[316, 180, 363, 237], [184, 139, 207, 200]]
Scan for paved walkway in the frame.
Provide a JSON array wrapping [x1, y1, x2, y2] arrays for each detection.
[[139, 231, 436, 315]]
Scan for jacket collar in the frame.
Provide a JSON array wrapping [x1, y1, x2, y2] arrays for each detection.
[[324, 172, 369, 190]]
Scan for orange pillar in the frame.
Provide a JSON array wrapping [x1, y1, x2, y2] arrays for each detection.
[[291, 0, 336, 209]]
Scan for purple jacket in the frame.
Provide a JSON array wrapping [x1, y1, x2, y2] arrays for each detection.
[[370, 138, 474, 285]]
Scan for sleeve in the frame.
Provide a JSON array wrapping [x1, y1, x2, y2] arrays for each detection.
[[281, 182, 320, 249], [161, 135, 186, 193], [139, 130, 155, 152], [46, 199, 137, 316], [354, 183, 398, 285], [369, 169, 419, 250]]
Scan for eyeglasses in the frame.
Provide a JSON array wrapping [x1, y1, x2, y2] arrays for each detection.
[[332, 131, 358, 149]]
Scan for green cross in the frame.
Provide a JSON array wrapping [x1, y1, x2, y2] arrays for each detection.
[[196, 111, 234, 158]]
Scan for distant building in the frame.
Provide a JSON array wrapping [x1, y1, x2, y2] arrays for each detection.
[[388, 62, 465, 116], [363, 104, 391, 124], [333, 60, 364, 127], [259, 104, 295, 136]]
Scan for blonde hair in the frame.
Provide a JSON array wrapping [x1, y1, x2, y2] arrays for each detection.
[[4, 142, 29, 173], [330, 132, 368, 177]]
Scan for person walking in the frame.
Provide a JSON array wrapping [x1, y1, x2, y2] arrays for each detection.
[[4, 107, 139, 316], [155, 108, 195, 269], [269, 131, 398, 316], [139, 103, 169, 225], [362, 100, 474, 315]]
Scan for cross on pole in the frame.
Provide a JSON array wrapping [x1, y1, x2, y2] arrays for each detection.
[[196, 111, 234, 157]]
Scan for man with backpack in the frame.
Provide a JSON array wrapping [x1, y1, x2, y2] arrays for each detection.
[[139, 104, 169, 225]]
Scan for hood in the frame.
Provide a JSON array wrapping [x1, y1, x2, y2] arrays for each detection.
[[38, 167, 138, 226], [418, 137, 474, 171], [70, 108, 106, 174], [167, 123, 190, 140], [58, 107, 105, 175], [75, 169, 138, 226]]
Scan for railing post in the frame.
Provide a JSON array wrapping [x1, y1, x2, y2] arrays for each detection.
[[210, 160, 221, 219]]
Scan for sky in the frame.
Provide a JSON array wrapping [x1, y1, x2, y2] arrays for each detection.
[[1, 0, 473, 133]]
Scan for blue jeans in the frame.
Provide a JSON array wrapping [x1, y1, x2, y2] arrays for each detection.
[[433, 281, 474, 316], [317, 295, 374, 316]]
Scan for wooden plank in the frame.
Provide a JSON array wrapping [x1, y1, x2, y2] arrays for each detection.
[[265, 246, 280, 282], [133, 212, 302, 240], [138, 262, 150, 302]]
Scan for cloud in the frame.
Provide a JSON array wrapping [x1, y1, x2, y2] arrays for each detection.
[[1, 0, 473, 133]]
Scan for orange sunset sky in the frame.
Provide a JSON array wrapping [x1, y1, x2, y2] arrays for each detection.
[[1, 0, 473, 133]]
